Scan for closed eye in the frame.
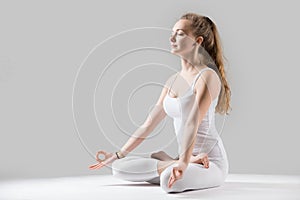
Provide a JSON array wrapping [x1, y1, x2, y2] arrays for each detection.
[[171, 31, 185, 37]]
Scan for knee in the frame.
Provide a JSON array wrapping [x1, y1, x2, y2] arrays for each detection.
[[160, 170, 174, 193], [111, 158, 135, 181], [111, 159, 123, 177], [111, 157, 132, 178]]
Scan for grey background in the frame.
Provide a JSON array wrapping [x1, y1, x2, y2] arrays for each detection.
[[1, 0, 299, 180]]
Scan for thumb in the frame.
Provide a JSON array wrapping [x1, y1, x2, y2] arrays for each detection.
[[173, 167, 183, 178]]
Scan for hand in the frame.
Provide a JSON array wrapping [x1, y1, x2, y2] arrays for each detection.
[[89, 150, 118, 170], [168, 161, 188, 188], [190, 153, 209, 168]]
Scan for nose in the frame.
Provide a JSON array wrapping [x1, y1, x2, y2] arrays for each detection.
[[169, 33, 176, 43]]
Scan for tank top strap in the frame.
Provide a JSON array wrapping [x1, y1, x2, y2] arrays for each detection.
[[167, 72, 179, 95], [191, 67, 212, 90]]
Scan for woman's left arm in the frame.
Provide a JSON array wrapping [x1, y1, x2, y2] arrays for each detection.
[[168, 71, 215, 188], [179, 71, 213, 163]]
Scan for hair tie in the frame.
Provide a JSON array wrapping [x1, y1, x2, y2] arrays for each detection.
[[205, 16, 214, 29]]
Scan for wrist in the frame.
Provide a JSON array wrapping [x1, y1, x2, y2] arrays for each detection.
[[115, 151, 126, 159], [178, 158, 189, 165]]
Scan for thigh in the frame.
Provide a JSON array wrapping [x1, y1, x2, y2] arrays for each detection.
[[160, 161, 225, 193], [112, 156, 160, 182], [112, 156, 158, 174]]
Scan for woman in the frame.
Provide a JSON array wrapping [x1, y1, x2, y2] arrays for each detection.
[[89, 12, 231, 193]]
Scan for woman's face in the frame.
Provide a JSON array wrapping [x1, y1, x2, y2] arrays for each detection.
[[169, 19, 196, 56]]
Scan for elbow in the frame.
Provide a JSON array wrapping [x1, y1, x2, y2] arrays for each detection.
[[141, 112, 165, 131], [184, 121, 198, 130], [183, 121, 199, 137]]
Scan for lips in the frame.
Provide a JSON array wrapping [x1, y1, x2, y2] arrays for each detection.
[[171, 44, 177, 47]]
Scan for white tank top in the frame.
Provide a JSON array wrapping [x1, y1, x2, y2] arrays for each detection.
[[163, 67, 228, 161]]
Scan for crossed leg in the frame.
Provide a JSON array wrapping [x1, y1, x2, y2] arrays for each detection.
[[111, 151, 212, 188], [151, 151, 210, 174]]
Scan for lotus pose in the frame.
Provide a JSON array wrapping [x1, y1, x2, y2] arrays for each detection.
[[89, 12, 231, 193]]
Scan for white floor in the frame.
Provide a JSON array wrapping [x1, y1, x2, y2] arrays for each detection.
[[0, 174, 299, 200]]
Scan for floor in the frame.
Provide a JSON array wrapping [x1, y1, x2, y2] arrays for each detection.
[[0, 174, 299, 200]]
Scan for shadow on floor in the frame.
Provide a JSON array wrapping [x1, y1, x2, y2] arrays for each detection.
[[103, 181, 300, 198], [166, 182, 300, 199], [102, 183, 159, 187]]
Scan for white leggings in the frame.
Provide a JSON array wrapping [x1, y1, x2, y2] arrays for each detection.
[[111, 156, 228, 193]]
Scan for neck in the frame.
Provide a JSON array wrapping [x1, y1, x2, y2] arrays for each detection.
[[180, 48, 206, 75], [180, 59, 206, 75]]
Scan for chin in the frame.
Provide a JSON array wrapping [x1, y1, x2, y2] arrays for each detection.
[[170, 49, 180, 55]]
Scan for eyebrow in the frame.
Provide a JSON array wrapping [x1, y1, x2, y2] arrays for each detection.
[[172, 28, 186, 32]]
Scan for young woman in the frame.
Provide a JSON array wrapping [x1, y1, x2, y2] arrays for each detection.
[[89, 12, 231, 193]]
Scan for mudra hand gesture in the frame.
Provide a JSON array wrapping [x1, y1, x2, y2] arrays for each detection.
[[168, 161, 188, 188], [89, 150, 119, 170], [168, 153, 209, 188]]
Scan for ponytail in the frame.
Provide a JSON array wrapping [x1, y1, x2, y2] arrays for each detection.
[[180, 13, 232, 115], [210, 21, 232, 115]]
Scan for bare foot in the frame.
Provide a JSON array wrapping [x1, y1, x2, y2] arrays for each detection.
[[157, 160, 178, 175], [151, 151, 175, 161], [155, 153, 209, 176], [190, 153, 209, 168]]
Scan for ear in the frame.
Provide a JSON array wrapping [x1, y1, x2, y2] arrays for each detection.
[[196, 36, 204, 45]]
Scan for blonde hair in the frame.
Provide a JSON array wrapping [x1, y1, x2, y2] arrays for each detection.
[[180, 13, 232, 115]]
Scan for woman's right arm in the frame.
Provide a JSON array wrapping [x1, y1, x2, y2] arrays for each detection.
[[119, 75, 174, 157], [89, 83, 170, 170]]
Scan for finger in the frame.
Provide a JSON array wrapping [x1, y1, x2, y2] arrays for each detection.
[[204, 161, 209, 168], [89, 162, 101, 168], [96, 159, 104, 163], [89, 162, 104, 170], [175, 170, 182, 179], [202, 158, 207, 167], [201, 156, 208, 167], [168, 174, 176, 188], [89, 164, 103, 170], [89, 163, 101, 170], [89, 163, 98, 168], [168, 168, 176, 188], [96, 151, 105, 160], [204, 160, 208, 167], [205, 158, 209, 168], [168, 167, 182, 188], [96, 150, 111, 162]]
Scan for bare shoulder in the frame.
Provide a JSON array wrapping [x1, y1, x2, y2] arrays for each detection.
[[193, 68, 221, 97], [164, 72, 178, 89], [195, 68, 221, 86], [155, 72, 178, 106]]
